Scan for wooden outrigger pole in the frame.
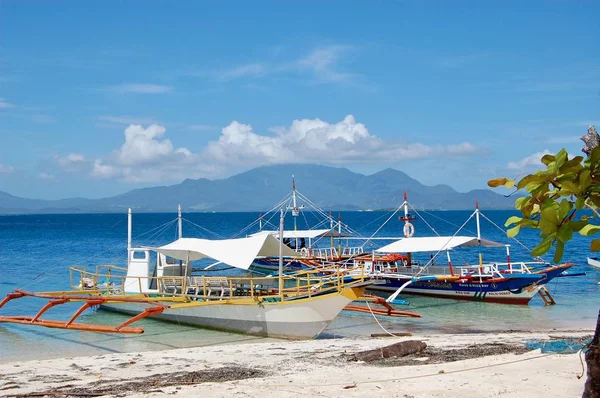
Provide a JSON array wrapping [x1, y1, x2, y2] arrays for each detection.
[[344, 295, 421, 318], [0, 290, 167, 334]]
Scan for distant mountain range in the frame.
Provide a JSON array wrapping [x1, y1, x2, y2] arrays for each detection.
[[0, 164, 517, 214]]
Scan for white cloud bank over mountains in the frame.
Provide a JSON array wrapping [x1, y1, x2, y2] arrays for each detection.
[[507, 150, 552, 171], [54, 115, 484, 183]]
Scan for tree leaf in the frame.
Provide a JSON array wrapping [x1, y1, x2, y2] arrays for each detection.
[[556, 179, 581, 195], [556, 225, 573, 243], [555, 149, 568, 169], [579, 169, 592, 191], [506, 225, 520, 238], [517, 175, 545, 190], [558, 200, 572, 220], [504, 216, 522, 227], [487, 178, 514, 188], [531, 237, 554, 257], [539, 218, 559, 234], [590, 146, 600, 168], [569, 220, 588, 232], [541, 154, 556, 166], [515, 196, 530, 210], [561, 156, 584, 171], [540, 201, 560, 225], [553, 240, 565, 263], [578, 224, 600, 236]]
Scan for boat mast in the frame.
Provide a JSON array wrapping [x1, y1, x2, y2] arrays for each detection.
[[178, 204, 182, 239], [178, 204, 184, 277], [338, 213, 342, 257], [127, 208, 132, 268], [278, 208, 284, 299], [403, 191, 409, 224], [399, 191, 416, 266], [286, 175, 303, 248], [475, 200, 484, 276], [399, 191, 416, 237], [330, 210, 334, 255]]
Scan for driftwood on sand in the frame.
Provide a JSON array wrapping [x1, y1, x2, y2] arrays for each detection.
[[350, 340, 427, 362]]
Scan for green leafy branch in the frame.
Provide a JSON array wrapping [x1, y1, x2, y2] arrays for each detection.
[[488, 128, 600, 263]]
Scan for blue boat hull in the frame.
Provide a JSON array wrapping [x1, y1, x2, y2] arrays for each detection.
[[368, 263, 574, 304]]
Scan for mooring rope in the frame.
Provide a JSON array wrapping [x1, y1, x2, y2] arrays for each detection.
[[364, 299, 397, 337]]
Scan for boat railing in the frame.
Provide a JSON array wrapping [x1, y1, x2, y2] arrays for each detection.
[[341, 246, 364, 256], [411, 265, 454, 277], [305, 246, 363, 259], [68, 264, 366, 302], [457, 264, 498, 278], [311, 247, 338, 259], [69, 266, 127, 293], [489, 261, 546, 274]]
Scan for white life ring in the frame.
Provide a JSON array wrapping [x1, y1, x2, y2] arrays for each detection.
[[300, 247, 309, 256], [403, 222, 415, 238]]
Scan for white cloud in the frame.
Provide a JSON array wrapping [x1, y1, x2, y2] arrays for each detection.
[[91, 159, 121, 179], [218, 63, 265, 81], [0, 98, 14, 109], [90, 124, 196, 182], [116, 124, 192, 166], [295, 45, 354, 83], [39, 172, 56, 180], [55, 153, 89, 172], [108, 84, 173, 94], [205, 115, 481, 166], [0, 164, 15, 173], [507, 150, 552, 170], [57, 153, 85, 164], [192, 45, 363, 87], [82, 116, 482, 183], [98, 115, 157, 125]]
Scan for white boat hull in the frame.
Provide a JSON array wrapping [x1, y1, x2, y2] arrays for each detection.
[[587, 257, 600, 269], [100, 293, 354, 339]]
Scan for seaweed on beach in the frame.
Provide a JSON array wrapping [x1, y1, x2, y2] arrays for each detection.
[[362, 342, 532, 367], [6, 366, 267, 398]]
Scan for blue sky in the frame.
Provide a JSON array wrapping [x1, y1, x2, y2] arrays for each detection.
[[0, 0, 598, 199]]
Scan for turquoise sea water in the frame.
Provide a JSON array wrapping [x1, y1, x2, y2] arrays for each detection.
[[0, 210, 598, 363]]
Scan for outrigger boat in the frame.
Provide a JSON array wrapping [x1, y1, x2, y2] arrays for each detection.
[[0, 208, 419, 339], [344, 195, 575, 305], [244, 177, 373, 274]]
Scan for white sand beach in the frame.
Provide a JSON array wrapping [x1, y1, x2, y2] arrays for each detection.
[[0, 329, 592, 398]]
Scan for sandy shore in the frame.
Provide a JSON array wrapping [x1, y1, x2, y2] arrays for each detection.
[[0, 329, 592, 398]]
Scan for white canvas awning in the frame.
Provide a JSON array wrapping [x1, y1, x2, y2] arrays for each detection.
[[375, 236, 505, 254], [249, 229, 348, 239], [149, 234, 300, 270]]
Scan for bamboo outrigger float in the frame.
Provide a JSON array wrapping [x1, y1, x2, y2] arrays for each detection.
[[0, 207, 420, 338]]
